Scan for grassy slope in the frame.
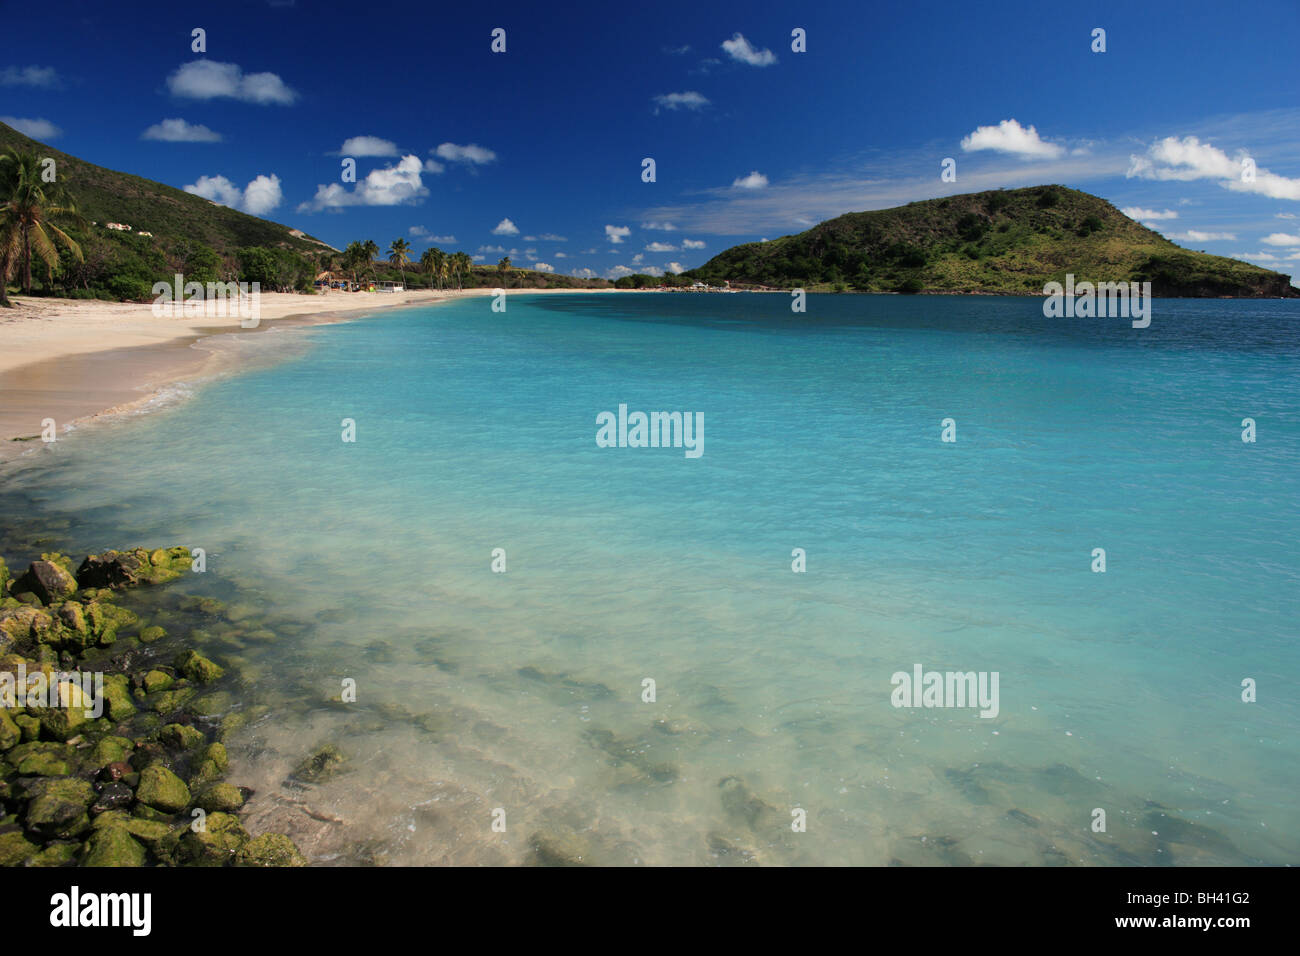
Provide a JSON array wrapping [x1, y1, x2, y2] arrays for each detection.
[[685, 185, 1298, 297], [0, 120, 332, 258]]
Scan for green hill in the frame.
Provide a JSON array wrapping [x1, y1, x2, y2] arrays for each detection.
[[684, 185, 1298, 297], [0, 119, 332, 259]]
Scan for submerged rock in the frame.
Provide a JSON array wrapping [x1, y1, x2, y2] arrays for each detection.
[[719, 775, 781, 830], [235, 832, 308, 867], [292, 744, 347, 784], [174, 649, 224, 684], [528, 826, 592, 866]]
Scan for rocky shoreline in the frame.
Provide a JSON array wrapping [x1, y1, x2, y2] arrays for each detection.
[[0, 546, 308, 866]]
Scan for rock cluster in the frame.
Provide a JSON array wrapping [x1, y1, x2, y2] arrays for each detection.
[[0, 548, 307, 867]]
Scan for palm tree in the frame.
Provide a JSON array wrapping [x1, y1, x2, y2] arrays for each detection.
[[453, 251, 471, 290], [421, 247, 445, 290], [388, 238, 411, 289], [498, 256, 511, 288], [0, 147, 84, 302], [342, 241, 366, 289], [361, 239, 379, 281]]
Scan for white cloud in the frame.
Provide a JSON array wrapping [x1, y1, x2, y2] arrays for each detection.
[[1121, 207, 1177, 221], [472, 254, 486, 262], [1128, 135, 1300, 200], [553, 251, 567, 258], [434, 143, 497, 165], [524, 233, 566, 241], [478, 245, 506, 253], [571, 267, 597, 278], [167, 60, 297, 105], [681, 238, 706, 249], [0, 66, 59, 87], [642, 266, 664, 277], [340, 135, 398, 157], [492, 218, 520, 235], [409, 226, 455, 242], [1232, 251, 1280, 262], [645, 241, 677, 252], [722, 33, 776, 66], [605, 224, 631, 244], [632, 253, 645, 264], [1261, 232, 1300, 246], [641, 221, 675, 231], [606, 265, 636, 279], [732, 170, 769, 189], [1165, 230, 1236, 242], [298, 155, 428, 211], [141, 118, 222, 142], [185, 173, 283, 215], [666, 261, 686, 274], [653, 91, 710, 113], [0, 116, 61, 139], [961, 119, 1064, 159], [533, 262, 554, 272], [524, 248, 538, 259], [1278, 212, 1297, 219], [422, 158, 445, 174]]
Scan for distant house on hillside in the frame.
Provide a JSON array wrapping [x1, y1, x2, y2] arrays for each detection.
[[105, 223, 131, 232], [136, 231, 153, 238]]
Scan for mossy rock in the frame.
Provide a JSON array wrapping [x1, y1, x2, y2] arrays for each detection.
[[142, 669, 174, 694], [196, 783, 244, 812], [28, 680, 93, 741], [148, 687, 196, 714], [174, 649, 224, 684], [136, 764, 191, 813], [235, 833, 308, 867], [26, 841, 80, 867], [0, 828, 38, 866], [188, 759, 222, 791], [24, 777, 95, 839], [202, 742, 229, 773], [56, 601, 88, 636], [160, 723, 206, 751], [0, 709, 20, 751], [90, 735, 133, 768], [0, 606, 56, 643], [185, 691, 232, 718], [101, 674, 136, 721], [138, 625, 166, 644], [81, 825, 146, 867], [178, 811, 248, 866], [130, 803, 173, 823], [11, 560, 77, 606], [14, 714, 39, 742], [123, 817, 182, 861], [292, 744, 347, 783], [85, 602, 139, 645]]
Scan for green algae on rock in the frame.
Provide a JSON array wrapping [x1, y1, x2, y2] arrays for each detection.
[[1, 545, 308, 867]]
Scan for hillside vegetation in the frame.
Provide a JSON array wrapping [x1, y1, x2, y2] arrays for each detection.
[[684, 186, 1298, 297]]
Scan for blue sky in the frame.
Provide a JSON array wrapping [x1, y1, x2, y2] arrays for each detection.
[[3, 0, 1299, 282]]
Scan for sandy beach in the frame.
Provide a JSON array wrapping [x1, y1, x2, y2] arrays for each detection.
[[0, 288, 618, 465]]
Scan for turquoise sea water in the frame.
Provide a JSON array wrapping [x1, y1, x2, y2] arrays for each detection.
[[3, 292, 1298, 865]]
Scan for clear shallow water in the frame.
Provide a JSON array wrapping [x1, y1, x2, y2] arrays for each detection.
[[3, 292, 1298, 865]]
